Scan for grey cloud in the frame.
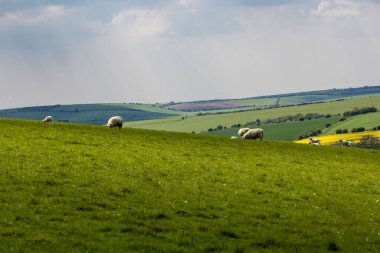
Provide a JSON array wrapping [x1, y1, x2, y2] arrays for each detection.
[[0, 0, 379, 109]]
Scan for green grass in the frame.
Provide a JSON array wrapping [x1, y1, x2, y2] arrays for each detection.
[[124, 95, 380, 133], [207, 117, 341, 141], [1, 118, 380, 252], [323, 112, 380, 135]]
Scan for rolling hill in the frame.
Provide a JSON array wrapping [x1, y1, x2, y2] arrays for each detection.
[[1, 85, 379, 124], [1, 118, 379, 252], [0, 103, 178, 125], [165, 85, 380, 111], [124, 95, 380, 134]]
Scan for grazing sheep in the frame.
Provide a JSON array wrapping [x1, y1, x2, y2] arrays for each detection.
[[42, 116, 53, 125], [107, 116, 123, 130], [242, 128, 264, 141], [309, 142, 321, 146], [231, 136, 238, 139], [238, 128, 250, 137], [309, 137, 321, 144], [339, 138, 353, 147]]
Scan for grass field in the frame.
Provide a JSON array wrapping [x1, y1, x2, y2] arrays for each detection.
[[206, 116, 341, 141], [124, 95, 380, 133], [323, 112, 380, 135], [1, 118, 380, 252]]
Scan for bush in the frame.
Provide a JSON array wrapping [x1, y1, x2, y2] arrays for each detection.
[[336, 129, 342, 134], [342, 129, 348, 133], [351, 127, 365, 133], [343, 106, 377, 117], [355, 135, 380, 149], [325, 114, 331, 118], [339, 118, 346, 121], [325, 123, 331, 128]]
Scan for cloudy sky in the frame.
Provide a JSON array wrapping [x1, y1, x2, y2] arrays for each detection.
[[0, 0, 379, 109]]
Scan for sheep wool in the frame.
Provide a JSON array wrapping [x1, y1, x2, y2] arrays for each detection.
[[107, 116, 123, 130], [242, 128, 264, 141], [43, 116, 53, 124], [238, 128, 250, 137]]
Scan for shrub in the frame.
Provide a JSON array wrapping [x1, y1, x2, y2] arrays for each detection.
[[355, 135, 380, 149], [339, 118, 346, 121], [336, 129, 342, 134], [352, 127, 365, 133], [325, 123, 331, 128], [325, 114, 331, 118], [342, 129, 348, 133]]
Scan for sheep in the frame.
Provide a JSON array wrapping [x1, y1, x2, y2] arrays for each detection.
[[242, 128, 264, 141], [339, 138, 353, 147], [42, 116, 53, 125], [309, 142, 321, 146], [238, 128, 250, 137], [107, 116, 123, 130], [230, 136, 238, 139], [309, 137, 321, 144]]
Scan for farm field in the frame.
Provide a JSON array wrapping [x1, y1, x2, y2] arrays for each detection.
[[323, 112, 380, 135], [296, 130, 380, 145], [207, 116, 341, 141], [165, 86, 380, 112], [124, 95, 380, 133], [1, 118, 380, 252]]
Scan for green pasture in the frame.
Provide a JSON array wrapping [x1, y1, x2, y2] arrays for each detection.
[[207, 116, 341, 141], [1, 118, 380, 252], [323, 112, 380, 135], [124, 95, 380, 133]]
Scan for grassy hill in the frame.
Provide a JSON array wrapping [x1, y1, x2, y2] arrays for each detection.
[[0, 103, 178, 125], [323, 112, 380, 135], [165, 85, 380, 111], [1, 119, 380, 252], [207, 116, 341, 141], [124, 95, 380, 133]]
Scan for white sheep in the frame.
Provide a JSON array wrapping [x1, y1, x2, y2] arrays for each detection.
[[230, 136, 238, 139], [42, 116, 53, 125], [309, 137, 321, 144], [107, 116, 123, 130], [309, 142, 321, 146], [339, 138, 352, 147], [242, 128, 264, 141], [238, 128, 250, 137]]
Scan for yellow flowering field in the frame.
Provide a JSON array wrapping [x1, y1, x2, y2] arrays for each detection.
[[295, 130, 380, 145]]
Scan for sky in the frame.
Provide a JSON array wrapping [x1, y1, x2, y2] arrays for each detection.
[[0, 0, 379, 109]]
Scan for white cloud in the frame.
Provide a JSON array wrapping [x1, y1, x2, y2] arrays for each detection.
[[1, 1, 380, 109], [0, 5, 75, 26], [111, 9, 169, 37], [311, 0, 361, 18]]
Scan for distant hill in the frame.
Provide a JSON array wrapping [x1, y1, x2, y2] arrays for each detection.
[[1, 85, 379, 126], [0, 103, 178, 125], [165, 85, 380, 111]]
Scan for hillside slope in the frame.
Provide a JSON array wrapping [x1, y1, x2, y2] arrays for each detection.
[[1, 119, 379, 252], [124, 95, 380, 133]]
